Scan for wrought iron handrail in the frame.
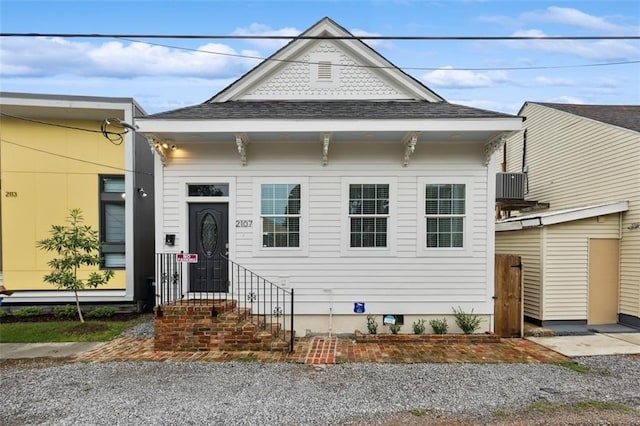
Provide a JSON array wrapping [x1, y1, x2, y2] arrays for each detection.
[[154, 252, 294, 352]]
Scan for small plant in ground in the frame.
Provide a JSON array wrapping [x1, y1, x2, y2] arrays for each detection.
[[389, 323, 401, 334], [409, 408, 429, 417], [0, 310, 8, 318], [366, 314, 378, 334], [429, 318, 448, 334], [412, 319, 426, 335], [86, 306, 117, 319], [555, 361, 590, 374], [13, 306, 44, 318], [452, 306, 482, 334], [37, 208, 114, 323], [54, 304, 79, 319]]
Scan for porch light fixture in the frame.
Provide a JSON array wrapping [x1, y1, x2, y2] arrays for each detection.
[[137, 187, 148, 198]]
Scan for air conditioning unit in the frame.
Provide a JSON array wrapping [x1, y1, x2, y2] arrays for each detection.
[[496, 172, 525, 200]]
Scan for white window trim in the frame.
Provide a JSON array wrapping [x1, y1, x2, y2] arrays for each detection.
[[341, 177, 397, 257], [417, 177, 473, 257], [253, 177, 309, 257]]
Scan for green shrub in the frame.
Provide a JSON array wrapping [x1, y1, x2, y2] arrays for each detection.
[[429, 318, 448, 334], [13, 306, 44, 318], [389, 323, 401, 334], [412, 319, 426, 335], [86, 306, 117, 319], [452, 306, 482, 334], [0, 310, 8, 318], [54, 304, 79, 319], [366, 314, 378, 335]]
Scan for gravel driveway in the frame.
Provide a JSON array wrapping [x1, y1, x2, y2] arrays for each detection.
[[1, 355, 639, 425]]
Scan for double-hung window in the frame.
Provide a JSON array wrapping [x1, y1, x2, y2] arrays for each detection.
[[349, 184, 389, 248], [100, 175, 125, 268], [425, 184, 465, 248], [261, 184, 301, 248]]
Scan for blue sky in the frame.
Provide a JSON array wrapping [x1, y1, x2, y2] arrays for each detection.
[[1, 0, 639, 114]]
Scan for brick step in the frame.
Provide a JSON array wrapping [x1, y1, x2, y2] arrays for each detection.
[[154, 300, 292, 353]]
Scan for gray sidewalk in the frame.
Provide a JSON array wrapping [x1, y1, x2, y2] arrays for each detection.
[[527, 332, 640, 357], [0, 342, 104, 359]]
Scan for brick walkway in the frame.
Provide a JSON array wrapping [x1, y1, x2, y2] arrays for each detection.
[[73, 336, 569, 364]]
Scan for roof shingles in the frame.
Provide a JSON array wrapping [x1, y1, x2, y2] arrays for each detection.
[[146, 100, 518, 120], [535, 102, 640, 133]]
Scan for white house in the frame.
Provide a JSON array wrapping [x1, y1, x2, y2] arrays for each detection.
[[136, 17, 522, 336]]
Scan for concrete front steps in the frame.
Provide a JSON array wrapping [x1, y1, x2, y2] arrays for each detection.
[[154, 300, 291, 352]]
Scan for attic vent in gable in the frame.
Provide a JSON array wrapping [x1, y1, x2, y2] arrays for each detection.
[[317, 61, 332, 80], [310, 52, 340, 88]]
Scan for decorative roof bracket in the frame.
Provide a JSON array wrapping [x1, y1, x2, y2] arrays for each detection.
[[321, 133, 331, 166], [484, 135, 506, 166], [235, 133, 249, 166], [402, 132, 419, 167], [146, 135, 167, 166]]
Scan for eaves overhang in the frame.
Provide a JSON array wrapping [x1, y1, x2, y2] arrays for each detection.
[[136, 117, 522, 134], [496, 201, 629, 232]]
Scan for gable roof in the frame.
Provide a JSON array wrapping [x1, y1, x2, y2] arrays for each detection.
[[208, 17, 444, 103], [529, 102, 640, 133]]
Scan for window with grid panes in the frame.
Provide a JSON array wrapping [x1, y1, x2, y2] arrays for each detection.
[[425, 184, 465, 248], [349, 184, 389, 248], [100, 175, 125, 268], [261, 184, 301, 248]]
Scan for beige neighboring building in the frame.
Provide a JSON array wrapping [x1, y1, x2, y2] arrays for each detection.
[[495, 102, 640, 328]]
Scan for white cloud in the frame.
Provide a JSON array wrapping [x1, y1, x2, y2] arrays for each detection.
[[350, 29, 394, 49], [533, 76, 575, 86], [522, 6, 636, 34], [449, 98, 521, 115], [0, 37, 260, 78], [505, 29, 640, 61], [422, 66, 509, 88], [231, 23, 300, 49]]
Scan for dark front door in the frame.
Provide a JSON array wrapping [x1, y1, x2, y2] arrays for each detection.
[[189, 203, 228, 292]]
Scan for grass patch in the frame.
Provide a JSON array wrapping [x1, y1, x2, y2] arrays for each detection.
[[409, 408, 432, 417], [0, 317, 146, 343], [555, 361, 590, 373]]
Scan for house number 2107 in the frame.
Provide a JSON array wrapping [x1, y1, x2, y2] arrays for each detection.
[[236, 220, 253, 228]]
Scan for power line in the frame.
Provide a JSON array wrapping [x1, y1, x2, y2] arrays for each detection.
[[0, 138, 152, 176], [121, 37, 640, 72], [2, 33, 639, 40], [0, 112, 128, 145]]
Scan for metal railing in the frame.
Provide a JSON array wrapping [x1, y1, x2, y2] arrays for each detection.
[[155, 252, 294, 352]]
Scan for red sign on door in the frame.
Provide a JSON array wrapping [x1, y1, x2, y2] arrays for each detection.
[[177, 253, 198, 263]]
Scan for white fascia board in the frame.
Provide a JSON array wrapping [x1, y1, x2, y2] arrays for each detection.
[[496, 201, 629, 231], [540, 201, 629, 226], [0, 94, 131, 112], [496, 221, 523, 232], [136, 117, 522, 134]]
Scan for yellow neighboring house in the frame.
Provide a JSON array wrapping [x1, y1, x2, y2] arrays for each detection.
[[0, 92, 155, 311]]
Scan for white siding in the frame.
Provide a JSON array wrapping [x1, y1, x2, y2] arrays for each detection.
[[496, 228, 542, 319], [543, 215, 620, 321], [241, 41, 410, 101], [159, 141, 492, 317], [504, 103, 640, 320]]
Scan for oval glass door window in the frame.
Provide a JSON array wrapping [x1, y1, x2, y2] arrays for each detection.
[[201, 213, 218, 256]]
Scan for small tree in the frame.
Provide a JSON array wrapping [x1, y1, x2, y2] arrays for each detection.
[[37, 208, 114, 323]]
